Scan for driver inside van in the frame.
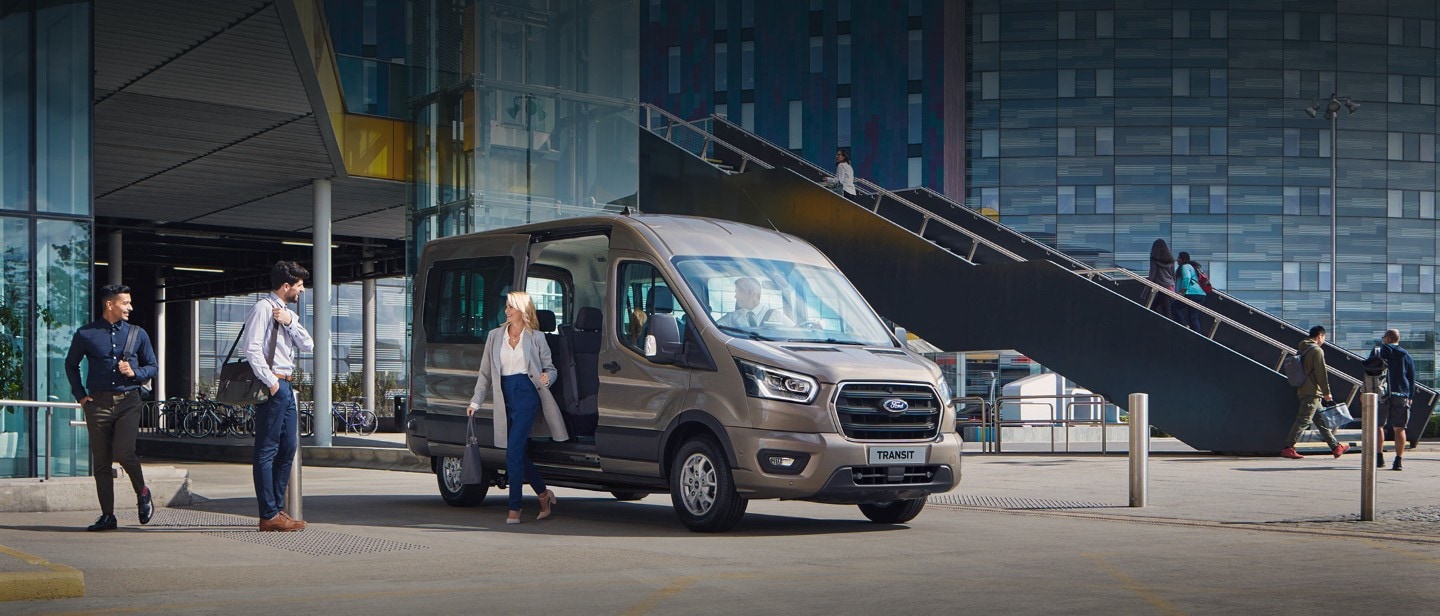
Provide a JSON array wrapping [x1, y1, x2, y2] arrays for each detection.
[[716, 277, 791, 329]]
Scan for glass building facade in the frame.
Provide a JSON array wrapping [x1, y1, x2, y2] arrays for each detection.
[[0, 0, 93, 478], [968, 1, 1440, 384], [409, 0, 640, 251]]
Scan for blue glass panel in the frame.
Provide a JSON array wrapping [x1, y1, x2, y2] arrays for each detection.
[[1114, 157, 1170, 186], [1114, 127, 1169, 155], [1000, 71, 1058, 99], [1387, 293, 1434, 324], [1000, 99, 1058, 129], [1114, 39, 1171, 68], [1227, 261, 1283, 292], [1113, 185, 1169, 215], [1229, 128, 1282, 156], [1114, 69, 1171, 97], [1112, 98, 1173, 126], [1388, 218, 1436, 264], [1058, 39, 1114, 69], [970, 100, 1002, 129], [1228, 11, 1281, 40], [1388, 161, 1436, 190], [1228, 69, 1283, 98], [1171, 157, 1228, 184], [1282, 217, 1330, 261], [1388, 47, 1436, 76], [1058, 216, 1116, 267], [1282, 158, 1332, 187], [1227, 41, 1283, 70], [1113, 214, 1170, 270], [1171, 216, 1228, 263], [1228, 215, 1284, 262], [35, 2, 90, 216], [1229, 157, 1285, 186], [34, 219, 90, 478], [1337, 188, 1388, 218], [1000, 42, 1057, 70], [0, 10, 27, 212], [1171, 98, 1227, 126], [969, 159, 1000, 186], [1056, 98, 1114, 126], [1337, 217, 1387, 265], [1113, 10, 1171, 40], [1057, 158, 1114, 184], [1000, 158, 1057, 187], [971, 42, 1000, 71], [999, 13, 1057, 42], [1228, 185, 1283, 214], [1171, 39, 1228, 67], [1000, 128, 1055, 157]]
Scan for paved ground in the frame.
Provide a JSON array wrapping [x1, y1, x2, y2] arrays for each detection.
[[2, 438, 1438, 614]]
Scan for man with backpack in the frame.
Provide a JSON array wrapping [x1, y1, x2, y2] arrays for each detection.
[[1281, 326, 1349, 460], [1366, 329, 1416, 471]]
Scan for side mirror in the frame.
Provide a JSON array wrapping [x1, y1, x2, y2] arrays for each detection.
[[894, 326, 908, 350], [645, 313, 684, 365]]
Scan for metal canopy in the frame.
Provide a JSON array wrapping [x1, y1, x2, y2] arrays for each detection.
[[92, 0, 407, 298]]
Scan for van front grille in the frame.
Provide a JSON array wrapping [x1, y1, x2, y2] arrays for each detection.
[[852, 465, 939, 485], [834, 382, 941, 440]]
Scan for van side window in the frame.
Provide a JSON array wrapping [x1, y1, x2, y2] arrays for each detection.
[[424, 257, 515, 344], [526, 277, 566, 331], [617, 261, 687, 354]]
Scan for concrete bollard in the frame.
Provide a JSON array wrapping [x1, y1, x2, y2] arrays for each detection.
[[1361, 392, 1377, 521], [1128, 393, 1148, 508]]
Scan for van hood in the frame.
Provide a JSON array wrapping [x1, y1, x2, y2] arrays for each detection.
[[727, 339, 944, 385]]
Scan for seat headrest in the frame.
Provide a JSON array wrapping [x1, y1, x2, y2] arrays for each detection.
[[576, 306, 602, 331], [535, 309, 556, 332], [647, 286, 675, 314]]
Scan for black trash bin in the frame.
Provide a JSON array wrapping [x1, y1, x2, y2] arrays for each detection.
[[392, 395, 407, 433]]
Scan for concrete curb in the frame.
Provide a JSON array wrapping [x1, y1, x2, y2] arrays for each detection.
[[137, 436, 429, 473], [0, 544, 83, 601], [0, 466, 192, 513]]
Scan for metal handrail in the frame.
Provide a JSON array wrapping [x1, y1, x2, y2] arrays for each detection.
[[989, 393, 1118, 454], [951, 395, 991, 452], [1075, 267, 1363, 401], [0, 399, 85, 481], [703, 113, 1030, 264], [639, 104, 774, 173], [909, 186, 1095, 271]]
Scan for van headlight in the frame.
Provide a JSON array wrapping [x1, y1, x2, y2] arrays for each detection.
[[736, 359, 818, 404], [937, 380, 953, 407]]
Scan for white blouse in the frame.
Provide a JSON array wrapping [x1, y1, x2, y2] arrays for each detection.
[[499, 329, 530, 376]]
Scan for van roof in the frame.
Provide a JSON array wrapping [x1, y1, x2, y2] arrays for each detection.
[[427, 213, 833, 266]]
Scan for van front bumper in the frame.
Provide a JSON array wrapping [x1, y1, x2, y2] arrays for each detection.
[[727, 428, 962, 502]]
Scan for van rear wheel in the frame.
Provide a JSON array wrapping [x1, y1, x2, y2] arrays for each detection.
[[858, 499, 926, 524], [670, 436, 747, 532], [436, 456, 490, 507]]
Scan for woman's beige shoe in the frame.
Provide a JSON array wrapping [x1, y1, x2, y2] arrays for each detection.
[[536, 489, 557, 520], [506, 510, 521, 524]]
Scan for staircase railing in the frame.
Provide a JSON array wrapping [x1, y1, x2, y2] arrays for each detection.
[[640, 104, 772, 173], [1077, 267, 1361, 406]]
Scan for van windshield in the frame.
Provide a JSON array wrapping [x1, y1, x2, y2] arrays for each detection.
[[674, 256, 895, 346]]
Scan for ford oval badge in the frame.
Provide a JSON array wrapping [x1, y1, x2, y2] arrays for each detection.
[[882, 398, 909, 413]]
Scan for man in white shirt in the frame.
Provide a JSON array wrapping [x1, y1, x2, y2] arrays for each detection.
[[243, 261, 315, 532], [717, 277, 790, 329]]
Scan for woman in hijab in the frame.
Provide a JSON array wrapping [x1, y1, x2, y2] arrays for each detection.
[[1147, 239, 1176, 319]]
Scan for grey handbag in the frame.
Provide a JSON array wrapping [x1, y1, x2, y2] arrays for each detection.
[[214, 316, 279, 406], [1315, 403, 1354, 431], [460, 414, 485, 485]]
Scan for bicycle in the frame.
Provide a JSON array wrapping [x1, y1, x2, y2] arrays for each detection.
[[297, 402, 377, 437]]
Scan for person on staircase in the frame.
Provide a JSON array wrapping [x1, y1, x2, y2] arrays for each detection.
[[1146, 239, 1176, 319], [821, 148, 858, 203], [1172, 252, 1207, 332]]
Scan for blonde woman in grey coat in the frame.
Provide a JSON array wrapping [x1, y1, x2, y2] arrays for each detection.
[[466, 291, 569, 523]]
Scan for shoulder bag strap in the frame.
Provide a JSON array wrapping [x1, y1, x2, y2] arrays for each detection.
[[266, 315, 280, 369], [124, 323, 140, 360]]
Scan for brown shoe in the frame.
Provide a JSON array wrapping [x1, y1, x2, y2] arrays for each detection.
[[278, 511, 308, 529], [258, 514, 304, 532]]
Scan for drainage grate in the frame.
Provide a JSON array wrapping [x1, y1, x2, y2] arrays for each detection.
[[928, 494, 1113, 510], [203, 529, 428, 556], [116, 508, 428, 556]]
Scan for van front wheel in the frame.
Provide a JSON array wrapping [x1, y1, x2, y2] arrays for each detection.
[[670, 437, 747, 532], [436, 456, 490, 507], [858, 499, 926, 524]]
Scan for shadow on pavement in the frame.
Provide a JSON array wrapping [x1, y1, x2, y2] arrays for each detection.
[[176, 494, 909, 538]]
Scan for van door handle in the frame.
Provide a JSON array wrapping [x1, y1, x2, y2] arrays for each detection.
[[603, 361, 621, 374]]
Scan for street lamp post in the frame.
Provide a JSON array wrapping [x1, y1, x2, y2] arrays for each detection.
[[1305, 93, 1360, 339]]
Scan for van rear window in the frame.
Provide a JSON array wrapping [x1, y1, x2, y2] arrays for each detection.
[[424, 257, 515, 344]]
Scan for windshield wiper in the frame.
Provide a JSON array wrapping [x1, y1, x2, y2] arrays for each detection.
[[717, 325, 771, 341], [788, 337, 866, 345]]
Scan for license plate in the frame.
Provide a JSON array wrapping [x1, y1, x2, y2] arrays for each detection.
[[867, 446, 926, 465]]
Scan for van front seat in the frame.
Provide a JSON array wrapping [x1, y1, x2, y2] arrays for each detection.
[[534, 310, 577, 434]]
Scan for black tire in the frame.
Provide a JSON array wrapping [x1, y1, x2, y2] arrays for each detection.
[[858, 499, 927, 524], [436, 456, 490, 507], [669, 436, 747, 532], [610, 491, 649, 501], [355, 410, 378, 436]]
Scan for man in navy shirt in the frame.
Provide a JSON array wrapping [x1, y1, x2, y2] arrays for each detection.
[[1368, 329, 1417, 471], [65, 284, 157, 531]]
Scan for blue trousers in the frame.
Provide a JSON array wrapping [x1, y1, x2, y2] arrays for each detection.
[[502, 374, 546, 511], [253, 380, 298, 520]]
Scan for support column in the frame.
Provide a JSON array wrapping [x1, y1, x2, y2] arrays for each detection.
[[313, 178, 333, 447], [108, 230, 122, 285], [155, 276, 166, 400], [362, 259, 376, 415], [189, 300, 201, 398]]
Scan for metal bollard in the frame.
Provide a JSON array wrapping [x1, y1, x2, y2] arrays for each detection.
[[1361, 392, 1377, 521], [285, 449, 302, 520], [1128, 393, 1149, 507]]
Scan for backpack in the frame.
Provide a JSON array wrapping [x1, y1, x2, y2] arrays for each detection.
[[1281, 351, 1309, 387], [1196, 268, 1214, 294], [1361, 345, 1390, 401]]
